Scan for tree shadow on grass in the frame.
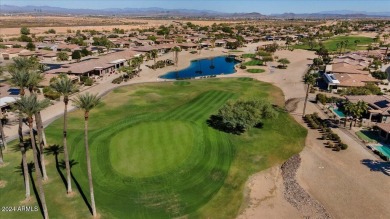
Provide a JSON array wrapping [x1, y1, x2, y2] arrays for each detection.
[[10, 139, 31, 153], [44, 145, 67, 191], [14, 162, 44, 218], [206, 115, 264, 135], [59, 159, 93, 214], [206, 115, 244, 135], [361, 159, 390, 176]]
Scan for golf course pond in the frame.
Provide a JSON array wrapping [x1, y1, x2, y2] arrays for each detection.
[[160, 56, 240, 79]]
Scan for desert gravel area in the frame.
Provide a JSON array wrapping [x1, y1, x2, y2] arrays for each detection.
[[0, 16, 237, 36], [236, 48, 390, 219]]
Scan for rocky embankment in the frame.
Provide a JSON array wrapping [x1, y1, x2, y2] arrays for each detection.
[[281, 154, 332, 219]]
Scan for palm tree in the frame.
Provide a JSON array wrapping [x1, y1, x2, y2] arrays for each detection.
[[352, 101, 368, 127], [211, 38, 216, 51], [131, 56, 143, 73], [0, 109, 6, 151], [51, 77, 78, 194], [0, 136, 3, 164], [285, 37, 293, 50], [343, 101, 355, 128], [171, 46, 181, 66], [302, 73, 316, 117], [343, 40, 349, 53], [354, 40, 360, 50], [0, 69, 7, 149], [0, 88, 4, 162], [8, 57, 40, 74], [27, 71, 49, 180], [14, 95, 50, 219], [150, 49, 158, 67], [72, 93, 101, 218], [9, 69, 31, 198]]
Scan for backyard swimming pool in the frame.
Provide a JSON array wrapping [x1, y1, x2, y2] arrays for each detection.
[[160, 56, 240, 79], [374, 144, 390, 160], [331, 107, 346, 118]]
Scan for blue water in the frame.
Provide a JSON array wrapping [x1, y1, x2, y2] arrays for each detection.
[[7, 88, 20, 95], [375, 145, 390, 159], [332, 108, 346, 118], [160, 56, 240, 79]]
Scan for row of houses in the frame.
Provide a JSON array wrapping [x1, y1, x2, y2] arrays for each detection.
[[322, 52, 385, 91]]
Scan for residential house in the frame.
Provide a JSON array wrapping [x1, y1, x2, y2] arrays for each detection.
[[345, 95, 390, 124], [0, 48, 30, 60], [46, 49, 138, 78], [323, 63, 379, 91]]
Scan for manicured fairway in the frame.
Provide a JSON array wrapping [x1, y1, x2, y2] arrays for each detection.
[[0, 78, 307, 219], [293, 36, 374, 52]]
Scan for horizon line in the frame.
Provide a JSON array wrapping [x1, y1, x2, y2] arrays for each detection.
[[1, 4, 390, 15]]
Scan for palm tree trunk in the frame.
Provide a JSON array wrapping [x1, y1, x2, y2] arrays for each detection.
[[0, 121, 6, 151], [302, 84, 310, 117], [35, 112, 48, 180], [0, 111, 7, 150], [18, 117, 24, 147], [37, 111, 47, 146], [0, 143, 3, 164], [84, 114, 96, 217], [63, 100, 72, 193], [18, 88, 25, 156], [29, 119, 49, 219], [21, 145, 30, 199]]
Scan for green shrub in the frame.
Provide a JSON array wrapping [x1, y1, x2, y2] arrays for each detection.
[[340, 143, 348, 150], [112, 76, 123, 84], [247, 68, 265, 73], [84, 78, 93, 86], [240, 65, 247, 69], [316, 93, 328, 104], [371, 71, 387, 80], [43, 87, 61, 100]]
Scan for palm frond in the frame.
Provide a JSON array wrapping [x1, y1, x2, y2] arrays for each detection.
[[72, 92, 101, 112], [13, 95, 50, 117], [51, 77, 78, 96]]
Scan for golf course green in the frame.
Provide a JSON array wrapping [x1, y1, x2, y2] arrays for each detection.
[[0, 78, 307, 219], [293, 35, 374, 52]]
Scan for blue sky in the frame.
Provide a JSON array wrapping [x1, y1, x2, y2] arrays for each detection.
[[2, 0, 389, 14]]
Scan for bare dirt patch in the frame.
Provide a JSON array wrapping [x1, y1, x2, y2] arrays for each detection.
[[0, 180, 7, 188]]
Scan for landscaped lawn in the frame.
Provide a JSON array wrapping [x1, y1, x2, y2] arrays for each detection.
[[0, 78, 307, 219], [242, 59, 263, 66], [293, 36, 374, 52], [241, 53, 256, 58], [356, 130, 381, 143], [247, 68, 265, 73]]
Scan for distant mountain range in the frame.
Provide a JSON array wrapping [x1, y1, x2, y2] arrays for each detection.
[[0, 5, 389, 18]]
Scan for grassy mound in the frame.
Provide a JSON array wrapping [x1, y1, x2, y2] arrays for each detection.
[[242, 59, 263, 66], [247, 69, 266, 73], [0, 78, 306, 219], [241, 54, 256, 58]]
